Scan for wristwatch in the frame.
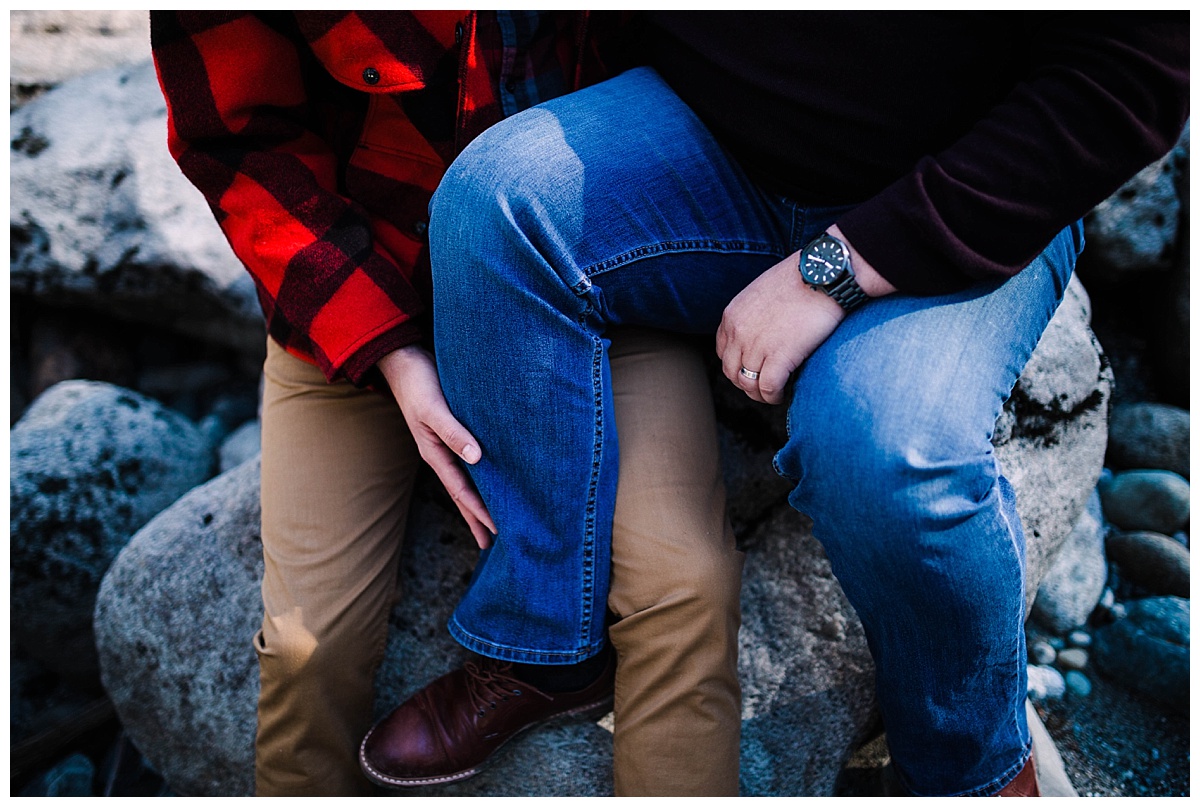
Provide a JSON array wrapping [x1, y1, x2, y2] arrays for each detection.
[[797, 232, 869, 313]]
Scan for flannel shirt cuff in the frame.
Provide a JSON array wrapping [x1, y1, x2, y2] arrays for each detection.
[[338, 318, 427, 388]]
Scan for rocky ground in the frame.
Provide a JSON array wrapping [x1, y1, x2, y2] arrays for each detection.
[[1041, 674, 1189, 797], [1031, 280, 1191, 799]]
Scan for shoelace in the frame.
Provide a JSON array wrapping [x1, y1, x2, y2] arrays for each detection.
[[464, 661, 528, 717]]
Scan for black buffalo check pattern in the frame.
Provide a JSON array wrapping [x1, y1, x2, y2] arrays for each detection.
[[151, 11, 626, 386]]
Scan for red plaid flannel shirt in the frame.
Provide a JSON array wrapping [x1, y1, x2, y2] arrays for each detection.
[[151, 11, 627, 385]]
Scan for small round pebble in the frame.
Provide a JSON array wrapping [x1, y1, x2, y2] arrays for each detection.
[[1027, 638, 1056, 662], [1172, 531, 1188, 548], [1067, 630, 1092, 648], [1065, 670, 1093, 698], [1057, 648, 1089, 671], [1099, 588, 1116, 610], [1027, 664, 1066, 701], [1110, 602, 1127, 620], [1048, 636, 1065, 650], [1030, 641, 1057, 666]]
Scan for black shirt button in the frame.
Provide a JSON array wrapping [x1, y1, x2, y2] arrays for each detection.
[[362, 67, 380, 85], [455, 22, 464, 46], [412, 220, 428, 237]]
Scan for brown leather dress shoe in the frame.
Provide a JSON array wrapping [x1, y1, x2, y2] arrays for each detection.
[[359, 654, 616, 788]]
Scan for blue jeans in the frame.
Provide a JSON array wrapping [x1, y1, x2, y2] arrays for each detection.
[[429, 67, 1079, 795]]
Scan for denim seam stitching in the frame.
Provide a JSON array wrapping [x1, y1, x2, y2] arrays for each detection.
[[578, 328, 604, 648], [447, 617, 603, 662], [583, 239, 780, 277], [996, 471, 1033, 797], [962, 741, 1033, 797], [896, 739, 1032, 797]]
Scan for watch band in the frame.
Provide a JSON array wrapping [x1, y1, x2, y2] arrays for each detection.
[[826, 273, 869, 312]]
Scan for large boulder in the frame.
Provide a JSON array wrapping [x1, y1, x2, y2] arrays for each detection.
[[10, 10, 151, 107], [1031, 489, 1108, 635], [10, 60, 264, 356], [10, 381, 214, 686], [1092, 596, 1189, 713], [94, 272, 1109, 796], [1154, 122, 1189, 400], [1080, 150, 1182, 284], [95, 460, 613, 797], [993, 276, 1111, 613]]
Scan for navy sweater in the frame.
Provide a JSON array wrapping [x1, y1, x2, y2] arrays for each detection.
[[649, 11, 1189, 293]]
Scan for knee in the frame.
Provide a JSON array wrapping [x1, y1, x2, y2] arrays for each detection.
[[779, 386, 999, 561], [430, 107, 580, 256], [608, 525, 743, 639], [257, 613, 379, 689]]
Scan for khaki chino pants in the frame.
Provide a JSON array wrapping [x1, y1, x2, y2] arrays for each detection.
[[254, 327, 743, 796]]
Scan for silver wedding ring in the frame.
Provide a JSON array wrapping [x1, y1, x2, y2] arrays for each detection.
[[739, 367, 760, 381]]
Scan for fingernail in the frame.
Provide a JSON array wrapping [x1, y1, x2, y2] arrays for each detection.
[[462, 444, 480, 463]]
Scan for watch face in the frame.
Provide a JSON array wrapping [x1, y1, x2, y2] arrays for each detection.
[[801, 236, 848, 286]]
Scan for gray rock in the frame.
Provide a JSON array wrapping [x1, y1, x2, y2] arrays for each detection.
[[1032, 489, 1107, 634], [1107, 403, 1190, 479], [1173, 120, 1190, 207], [1081, 150, 1181, 283], [1003, 275, 1102, 418], [10, 60, 265, 356], [96, 460, 612, 797], [218, 420, 261, 474], [95, 459, 268, 797], [10, 10, 150, 102], [19, 753, 95, 797], [1067, 630, 1092, 649], [1155, 122, 1189, 399], [995, 276, 1112, 616], [1106, 530, 1190, 598], [1099, 470, 1190, 534], [1030, 641, 1057, 666], [1099, 587, 1116, 611], [1056, 648, 1088, 672], [1027, 665, 1066, 701], [735, 507, 875, 797], [94, 273, 1110, 796], [1064, 670, 1093, 699], [10, 380, 214, 685], [1093, 596, 1189, 713]]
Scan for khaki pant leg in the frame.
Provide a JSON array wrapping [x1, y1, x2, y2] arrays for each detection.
[[255, 338, 420, 796], [606, 326, 744, 797]]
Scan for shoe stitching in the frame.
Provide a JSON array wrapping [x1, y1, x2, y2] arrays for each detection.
[[359, 660, 615, 789]]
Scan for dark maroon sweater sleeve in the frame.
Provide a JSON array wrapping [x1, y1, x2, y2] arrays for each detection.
[[837, 12, 1189, 294]]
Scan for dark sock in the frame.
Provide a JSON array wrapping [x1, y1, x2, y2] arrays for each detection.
[[509, 644, 611, 693]]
